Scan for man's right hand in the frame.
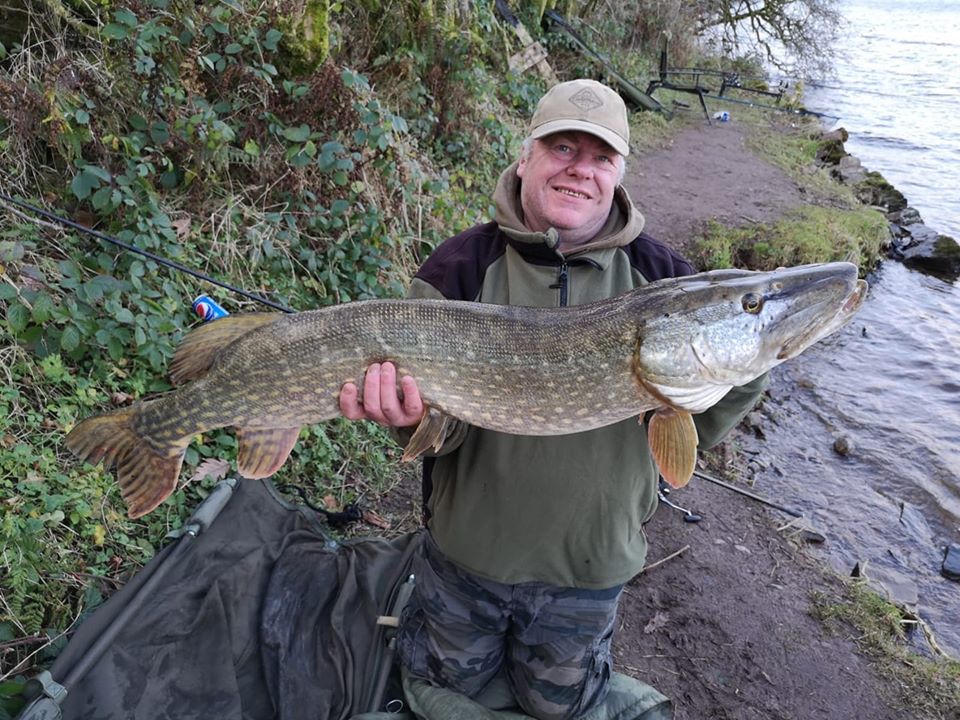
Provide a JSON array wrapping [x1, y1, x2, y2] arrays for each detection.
[[339, 361, 424, 428]]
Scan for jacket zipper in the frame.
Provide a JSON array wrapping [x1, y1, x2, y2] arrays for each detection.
[[551, 262, 570, 307]]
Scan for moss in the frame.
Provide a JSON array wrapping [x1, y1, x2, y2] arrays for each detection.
[[276, 0, 332, 74], [856, 170, 908, 212], [934, 235, 960, 259], [815, 137, 846, 166]]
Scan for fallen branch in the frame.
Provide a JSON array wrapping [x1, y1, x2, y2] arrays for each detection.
[[642, 544, 690, 574], [0, 635, 48, 651]]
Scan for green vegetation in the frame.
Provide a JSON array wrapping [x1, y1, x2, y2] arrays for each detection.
[[812, 581, 960, 719], [691, 205, 890, 272], [0, 0, 542, 690]]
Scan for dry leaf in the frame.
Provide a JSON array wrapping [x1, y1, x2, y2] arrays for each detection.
[[172, 217, 192, 240], [189, 457, 230, 484], [323, 494, 339, 510], [362, 510, 391, 529], [643, 611, 670, 635], [111, 391, 133, 406]]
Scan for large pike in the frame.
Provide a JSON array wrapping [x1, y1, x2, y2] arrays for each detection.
[[66, 262, 867, 518]]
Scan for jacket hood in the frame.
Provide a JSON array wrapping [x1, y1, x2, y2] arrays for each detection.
[[492, 161, 646, 258]]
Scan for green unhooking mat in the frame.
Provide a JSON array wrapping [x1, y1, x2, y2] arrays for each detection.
[[16, 479, 670, 720]]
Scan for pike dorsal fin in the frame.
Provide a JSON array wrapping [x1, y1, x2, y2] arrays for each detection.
[[169, 313, 282, 385], [236, 426, 301, 478], [647, 407, 699, 488]]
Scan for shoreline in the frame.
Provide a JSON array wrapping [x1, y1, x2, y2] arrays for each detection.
[[619, 113, 960, 718]]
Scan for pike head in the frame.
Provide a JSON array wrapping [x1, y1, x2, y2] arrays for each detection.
[[636, 262, 868, 413]]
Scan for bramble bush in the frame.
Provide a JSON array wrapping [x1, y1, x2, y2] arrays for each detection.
[[0, 0, 545, 690]]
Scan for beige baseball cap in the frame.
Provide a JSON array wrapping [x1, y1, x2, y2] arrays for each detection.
[[529, 79, 630, 156]]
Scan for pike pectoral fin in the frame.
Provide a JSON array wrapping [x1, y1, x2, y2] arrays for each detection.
[[169, 313, 282, 385], [647, 407, 699, 488], [65, 406, 185, 518], [402, 407, 454, 462], [236, 426, 301, 478]]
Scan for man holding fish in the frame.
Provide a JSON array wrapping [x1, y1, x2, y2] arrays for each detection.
[[339, 79, 768, 720], [67, 77, 866, 720]]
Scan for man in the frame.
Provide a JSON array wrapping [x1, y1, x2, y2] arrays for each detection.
[[340, 79, 766, 720]]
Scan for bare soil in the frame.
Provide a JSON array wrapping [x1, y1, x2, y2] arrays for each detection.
[[623, 118, 805, 258]]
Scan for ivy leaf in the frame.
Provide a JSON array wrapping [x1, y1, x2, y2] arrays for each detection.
[[102, 23, 130, 40], [5, 303, 29, 333], [70, 171, 100, 201], [60, 325, 81, 352], [113, 8, 138, 27], [31, 294, 55, 324], [91, 186, 114, 211], [283, 124, 310, 143], [263, 28, 282, 51], [115, 308, 135, 324]]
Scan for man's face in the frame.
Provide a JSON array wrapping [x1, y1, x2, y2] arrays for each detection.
[[516, 131, 622, 249]]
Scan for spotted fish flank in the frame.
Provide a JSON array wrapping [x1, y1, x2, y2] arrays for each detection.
[[65, 263, 868, 518]]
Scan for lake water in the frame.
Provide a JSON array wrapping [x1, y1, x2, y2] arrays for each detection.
[[804, 0, 960, 240], [748, 0, 960, 656]]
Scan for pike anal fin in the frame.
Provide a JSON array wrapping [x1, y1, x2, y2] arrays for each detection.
[[236, 426, 301, 478], [402, 407, 454, 462], [65, 407, 186, 519], [647, 407, 699, 488]]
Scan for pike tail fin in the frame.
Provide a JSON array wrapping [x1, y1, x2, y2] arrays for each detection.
[[647, 407, 699, 489], [169, 313, 282, 385], [66, 408, 186, 518]]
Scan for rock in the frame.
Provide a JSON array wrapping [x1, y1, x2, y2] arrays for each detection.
[[819, 127, 849, 143], [855, 171, 908, 213], [815, 138, 847, 166], [890, 206, 924, 226], [904, 222, 941, 245], [901, 231, 960, 281], [832, 435, 854, 456], [943, 545, 960, 582], [836, 155, 867, 184], [868, 565, 920, 609]]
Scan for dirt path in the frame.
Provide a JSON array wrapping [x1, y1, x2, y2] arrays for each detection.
[[611, 119, 905, 719], [623, 119, 804, 257]]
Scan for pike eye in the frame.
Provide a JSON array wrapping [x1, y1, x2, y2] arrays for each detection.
[[741, 293, 764, 314]]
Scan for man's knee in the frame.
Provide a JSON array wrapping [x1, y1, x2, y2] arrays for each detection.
[[512, 681, 610, 720], [508, 649, 611, 720]]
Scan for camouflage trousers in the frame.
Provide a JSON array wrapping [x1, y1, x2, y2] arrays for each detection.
[[396, 532, 623, 720]]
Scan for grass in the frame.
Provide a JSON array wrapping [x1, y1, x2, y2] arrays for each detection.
[[812, 580, 960, 719], [691, 204, 890, 272]]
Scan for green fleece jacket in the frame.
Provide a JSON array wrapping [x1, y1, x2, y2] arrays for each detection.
[[399, 164, 767, 588]]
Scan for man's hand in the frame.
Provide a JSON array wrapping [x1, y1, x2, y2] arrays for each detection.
[[339, 362, 424, 428]]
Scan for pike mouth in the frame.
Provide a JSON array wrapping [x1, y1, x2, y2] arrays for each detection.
[[777, 279, 868, 359]]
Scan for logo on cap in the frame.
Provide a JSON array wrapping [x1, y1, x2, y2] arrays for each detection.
[[570, 88, 603, 112]]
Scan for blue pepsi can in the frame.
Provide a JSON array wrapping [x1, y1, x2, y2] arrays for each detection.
[[192, 294, 229, 322]]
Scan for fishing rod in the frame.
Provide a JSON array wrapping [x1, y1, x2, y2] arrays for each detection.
[[697, 92, 839, 121], [693, 469, 803, 517], [0, 190, 295, 313]]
